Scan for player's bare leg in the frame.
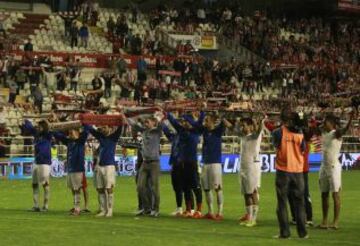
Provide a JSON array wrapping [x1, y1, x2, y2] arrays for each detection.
[[319, 192, 329, 228], [105, 186, 114, 217], [331, 192, 341, 229], [96, 188, 107, 217]]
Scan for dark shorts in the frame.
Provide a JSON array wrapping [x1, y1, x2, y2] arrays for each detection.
[[171, 163, 184, 191], [182, 161, 201, 190]]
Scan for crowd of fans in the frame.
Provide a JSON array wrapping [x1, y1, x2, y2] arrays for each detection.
[[0, 2, 358, 150]]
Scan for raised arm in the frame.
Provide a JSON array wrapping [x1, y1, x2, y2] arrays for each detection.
[[335, 111, 355, 139], [183, 111, 205, 129], [22, 120, 37, 136], [162, 121, 175, 141], [271, 128, 282, 149], [53, 131, 69, 145], [110, 125, 123, 141], [78, 125, 90, 144], [167, 112, 183, 132], [88, 125, 104, 140], [127, 118, 145, 132]]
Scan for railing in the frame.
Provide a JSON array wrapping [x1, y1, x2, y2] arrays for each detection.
[[1, 135, 360, 159]]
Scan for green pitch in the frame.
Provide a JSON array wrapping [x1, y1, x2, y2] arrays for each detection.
[[0, 172, 360, 246]]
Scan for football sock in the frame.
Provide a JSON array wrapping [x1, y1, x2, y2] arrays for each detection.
[[246, 206, 253, 221], [107, 192, 114, 215], [217, 190, 224, 215], [43, 186, 50, 209], [33, 186, 39, 208], [99, 193, 106, 212], [252, 205, 259, 222], [205, 191, 213, 214], [74, 193, 81, 211]]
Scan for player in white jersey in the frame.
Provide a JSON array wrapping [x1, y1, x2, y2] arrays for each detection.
[[238, 115, 266, 227], [318, 111, 355, 229]]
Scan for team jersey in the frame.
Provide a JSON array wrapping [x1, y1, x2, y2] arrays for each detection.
[[240, 120, 266, 171], [22, 120, 53, 165], [53, 126, 89, 173], [89, 126, 123, 166], [322, 130, 342, 169], [240, 129, 263, 170], [167, 113, 201, 162]]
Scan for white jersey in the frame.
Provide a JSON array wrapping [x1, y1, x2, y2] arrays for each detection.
[[240, 129, 263, 171], [322, 130, 342, 169]]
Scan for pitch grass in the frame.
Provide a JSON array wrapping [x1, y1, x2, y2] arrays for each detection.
[[0, 172, 360, 246]]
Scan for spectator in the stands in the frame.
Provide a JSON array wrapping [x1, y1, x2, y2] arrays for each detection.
[[107, 17, 116, 36], [8, 77, 17, 104], [103, 72, 114, 98], [115, 18, 129, 48], [79, 23, 89, 48], [116, 57, 127, 77], [0, 56, 9, 86], [15, 68, 27, 93], [70, 22, 79, 48], [92, 74, 103, 90], [56, 71, 69, 91], [24, 39, 33, 52], [32, 85, 43, 113], [59, 11, 79, 37], [131, 34, 142, 55], [90, 4, 99, 26], [136, 56, 147, 83], [0, 17, 6, 38]]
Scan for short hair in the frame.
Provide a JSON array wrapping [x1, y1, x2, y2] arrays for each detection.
[[240, 117, 254, 126], [324, 114, 340, 127]]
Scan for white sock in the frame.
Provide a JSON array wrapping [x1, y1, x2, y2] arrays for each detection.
[[33, 187, 39, 208], [43, 186, 50, 209], [99, 193, 106, 212], [74, 193, 81, 211], [252, 205, 259, 222], [205, 191, 213, 214], [97, 193, 101, 211], [107, 192, 114, 215], [246, 206, 253, 221], [217, 190, 224, 215]]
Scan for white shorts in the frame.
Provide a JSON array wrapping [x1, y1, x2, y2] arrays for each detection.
[[201, 163, 222, 190], [95, 165, 116, 189], [239, 164, 261, 195], [32, 164, 51, 185], [319, 164, 342, 193], [67, 172, 84, 190]]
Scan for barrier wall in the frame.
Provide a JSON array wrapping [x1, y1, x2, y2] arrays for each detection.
[[0, 153, 359, 180]]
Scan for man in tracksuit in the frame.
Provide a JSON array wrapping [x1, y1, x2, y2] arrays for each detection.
[[128, 115, 163, 217], [162, 120, 184, 216], [167, 112, 203, 219], [272, 110, 308, 239], [22, 120, 53, 212], [54, 126, 89, 216], [89, 125, 123, 217]]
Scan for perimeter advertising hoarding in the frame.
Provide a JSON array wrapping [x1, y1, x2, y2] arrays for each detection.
[[1, 153, 359, 179]]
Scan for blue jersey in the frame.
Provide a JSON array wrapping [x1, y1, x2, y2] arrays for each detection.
[[201, 123, 225, 164], [54, 126, 89, 173], [184, 113, 225, 164], [167, 113, 202, 162], [22, 120, 52, 165], [89, 126, 123, 166], [162, 124, 180, 165]]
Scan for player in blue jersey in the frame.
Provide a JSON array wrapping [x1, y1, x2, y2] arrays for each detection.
[[185, 112, 232, 220], [89, 124, 123, 217], [167, 112, 203, 218], [54, 126, 89, 216], [22, 120, 53, 212]]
